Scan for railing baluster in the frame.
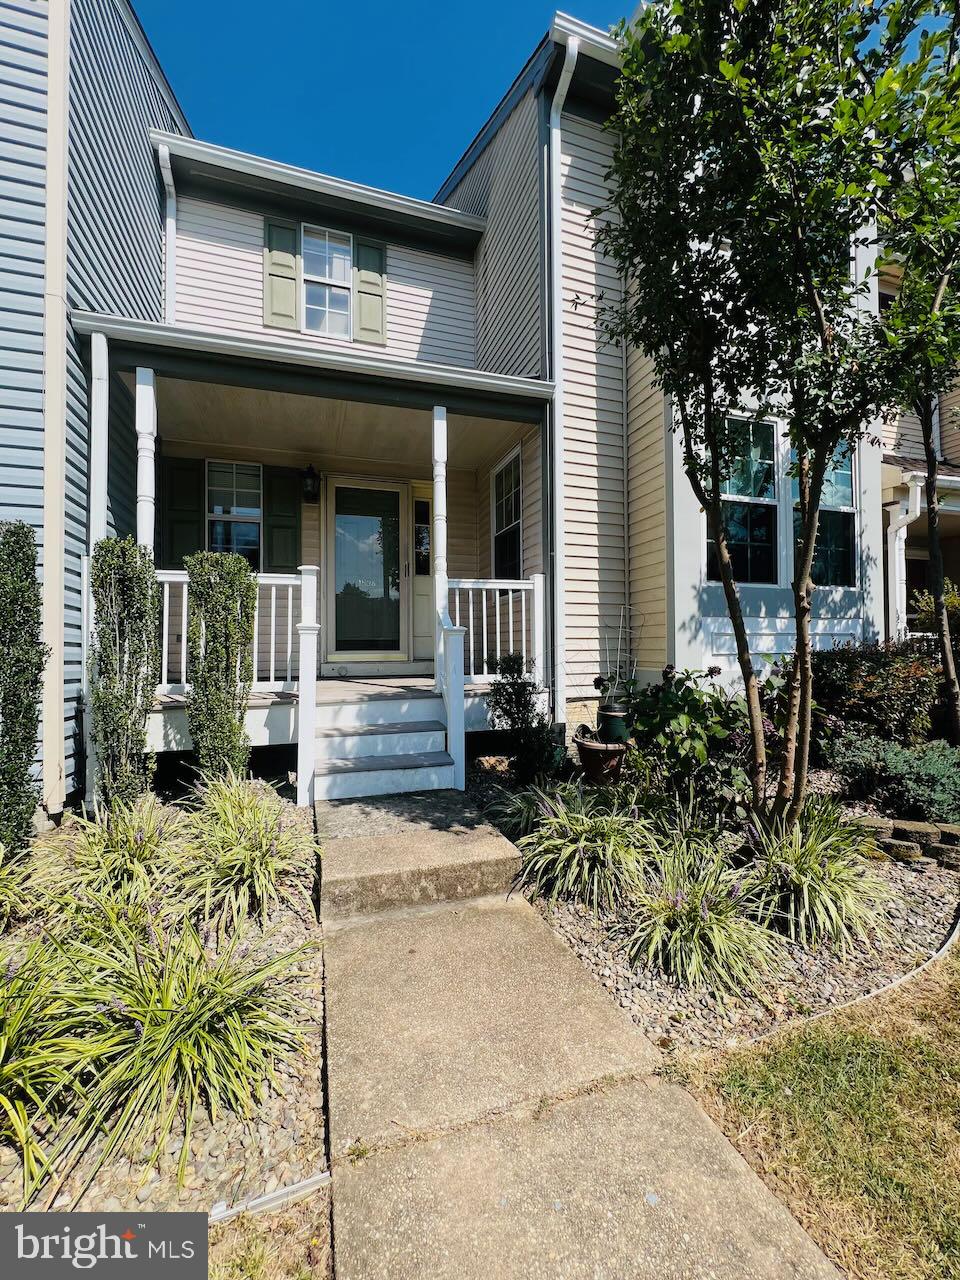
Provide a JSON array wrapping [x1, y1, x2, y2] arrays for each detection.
[[161, 581, 170, 686], [286, 585, 293, 681], [495, 589, 501, 669], [181, 582, 188, 685], [269, 585, 277, 684], [521, 590, 527, 668], [508, 589, 514, 652], [454, 587, 461, 628], [481, 587, 489, 678], [467, 587, 475, 680]]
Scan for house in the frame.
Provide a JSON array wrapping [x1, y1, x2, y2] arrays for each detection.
[[2, 1, 950, 815]]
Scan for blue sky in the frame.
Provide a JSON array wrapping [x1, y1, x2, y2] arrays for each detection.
[[134, 2, 620, 200]]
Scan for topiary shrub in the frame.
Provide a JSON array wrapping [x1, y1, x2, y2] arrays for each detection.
[[89, 537, 159, 807], [184, 552, 257, 778], [810, 640, 941, 746], [829, 730, 960, 824], [0, 522, 46, 855], [487, 652, 564, 784]]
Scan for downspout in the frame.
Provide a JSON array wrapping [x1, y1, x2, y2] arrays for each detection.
[[157, 143, 177, 324], [885, 475, 922, 639], [548, 34, 579, 723]]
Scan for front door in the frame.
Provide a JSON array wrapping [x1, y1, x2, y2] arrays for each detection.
[[412, 485, 433, 660], [326, 479, 409, 662]]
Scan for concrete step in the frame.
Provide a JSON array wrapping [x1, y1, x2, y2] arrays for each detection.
[[314, 690, 444, 730], [320, 827, 519, 919], [313, 750, 455, 800], [315, 720, 447, 760]]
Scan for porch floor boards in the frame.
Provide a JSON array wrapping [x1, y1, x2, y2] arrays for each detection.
[[154, 676, 488, 711]]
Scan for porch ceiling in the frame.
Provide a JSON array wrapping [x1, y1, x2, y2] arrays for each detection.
[[131, 376, 531, 472]]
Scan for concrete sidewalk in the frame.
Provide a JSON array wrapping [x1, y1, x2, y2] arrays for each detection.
[[319, 793, 839, 1280]]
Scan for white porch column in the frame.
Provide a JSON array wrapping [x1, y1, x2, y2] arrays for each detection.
[[135, 367, 157, 555], [296, 564, 320, 807], [886, 478, 922, 640], [432, 405, 449, 688], [88, 332, 109, 552]]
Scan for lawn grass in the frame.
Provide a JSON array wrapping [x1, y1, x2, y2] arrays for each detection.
[[208, 1193, 331, 1280], [685, 948, 960, 1280]]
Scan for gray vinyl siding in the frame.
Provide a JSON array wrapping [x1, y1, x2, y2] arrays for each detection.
[[62, 0, 182, 795], [444, 91, 543, 379], [942, 382, 960, 467], [106, 372, 135, 536], [175, 197, 477, 368], [0, 1, 47, 534], [560, 113, 627, 701]]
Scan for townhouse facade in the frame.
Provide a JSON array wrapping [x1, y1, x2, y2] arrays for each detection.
[[2, 0, 952, 813]]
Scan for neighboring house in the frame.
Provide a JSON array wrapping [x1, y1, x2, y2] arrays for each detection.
[[1, 3, 941, 813]]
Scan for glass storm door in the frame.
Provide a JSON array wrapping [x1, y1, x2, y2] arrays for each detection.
[[328, 481, 408, 659]]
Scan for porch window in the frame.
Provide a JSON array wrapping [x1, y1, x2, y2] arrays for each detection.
[[303, 226, 352, 337], [492, 451, 521, 580], [707, 419, 778, 585], [793, 449, 856, 587], [207, 461, 262, 569]]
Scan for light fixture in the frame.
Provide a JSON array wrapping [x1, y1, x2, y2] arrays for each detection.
[[301, 464, 320, 503]]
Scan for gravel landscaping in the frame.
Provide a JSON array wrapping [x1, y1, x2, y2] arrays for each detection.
[[537, 857, 960, 1051]]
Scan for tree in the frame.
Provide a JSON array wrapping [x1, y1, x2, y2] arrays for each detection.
[[598, 0, 909, 822], [877, 1, 960, 743]]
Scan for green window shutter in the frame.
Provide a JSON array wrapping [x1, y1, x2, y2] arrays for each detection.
[[263, 219, 300, 330], [353, 238, 387, 345], [160, 457, 205, 569], [263, 467, 302, 572]]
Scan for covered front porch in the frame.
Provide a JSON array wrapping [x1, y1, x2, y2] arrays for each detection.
[[76, 315, 552, 803], [883, 455, 960, 637]]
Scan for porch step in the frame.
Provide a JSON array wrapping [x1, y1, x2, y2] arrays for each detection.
[[314, 692, 445, 730], [315, 720, 446, 760], [313, 750, 456, 801]]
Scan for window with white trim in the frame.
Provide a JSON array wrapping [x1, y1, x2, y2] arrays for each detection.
[[492, 451, 521, 580], [793, 448, 857, 587], [302, 226, 352, 337], [207, 461, 262, 569], [706, 419, 778, 584]]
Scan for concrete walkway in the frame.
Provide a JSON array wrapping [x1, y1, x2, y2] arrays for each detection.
[[317, 792, 839, 1280]]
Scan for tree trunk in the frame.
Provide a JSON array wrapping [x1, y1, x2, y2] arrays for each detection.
[[919, 395, 960, 744]]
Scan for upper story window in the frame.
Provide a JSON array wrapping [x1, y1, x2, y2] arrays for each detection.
[[207, 460, 262, 569], [303, 226, 352, 337], [492, 450, 522, 580], [706, 420, 778, 585], [793, 449, 856, 588]]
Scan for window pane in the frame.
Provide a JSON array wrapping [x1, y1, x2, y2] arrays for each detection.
[[327, 234, 351, 284], [494, 456, 521, 535], [724, 421, 776, 499], [494, 527, 521, 580], [795, 509, 856, 587], [707, 500, 778, 584], [208, 488, 233, 515], [208, 520, 260, 569], [790, 447, 854, 509], [303, 230, 327, 279], [334, 487, 401, 651], [414, 500, 431, 577]]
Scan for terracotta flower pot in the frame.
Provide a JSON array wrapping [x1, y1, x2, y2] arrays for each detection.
[[575, 733, 627, 785]]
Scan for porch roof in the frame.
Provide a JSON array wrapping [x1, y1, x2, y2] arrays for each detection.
[[72, 312, 554, 423]]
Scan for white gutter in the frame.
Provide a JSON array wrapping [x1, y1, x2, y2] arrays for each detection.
[[550, 12, 619, 65], [886, 476, 922, 639], [548, 34, 580, 721], [149, 131, 486, 236], [69, 312, 554, 403], [157, 144, 177, 324]]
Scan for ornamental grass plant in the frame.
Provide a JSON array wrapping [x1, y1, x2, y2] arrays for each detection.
[[516, 805, 654, 913]]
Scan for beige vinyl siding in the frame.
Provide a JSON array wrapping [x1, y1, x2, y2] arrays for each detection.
[[444, 91, 542, 378], [175, 197, 476, 367], [560, 114, 627, 700], [626, 348, 668, 669], [941, 382, 960, 466], [882, 408, 924, 456]]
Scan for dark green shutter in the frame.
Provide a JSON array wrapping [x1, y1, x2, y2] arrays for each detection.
[[263, 468, 301, 572], [160, 457, 204, 569], [263, 219, 300, 330], [353, 238, 387, 345]]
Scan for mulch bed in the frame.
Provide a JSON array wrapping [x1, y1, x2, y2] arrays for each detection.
[[538, 857, 960, 1053], [0, 798, 328, 1216]]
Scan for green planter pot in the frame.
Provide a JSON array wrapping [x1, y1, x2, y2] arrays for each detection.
[[597, 704, 630, 744]]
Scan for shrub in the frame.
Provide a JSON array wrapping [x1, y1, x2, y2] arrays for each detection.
[[624, 828, 781, 993], [516, 804, 652, 912], [184, 552, 257, 778], [913, 577, 960, 637], [626, 667, 751, 813], [486, 652, 564, 785], [40, 907, 306, 1200], [830, 730, 960, 824], [810, 641, 941, 746], [749, 797, 887, 949], [0, 522, 47, 856], [182, 772, 314, 928], [89, 537, 159, 807], [30, 796, 181, 913]]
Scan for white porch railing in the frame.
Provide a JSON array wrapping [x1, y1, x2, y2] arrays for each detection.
[[447, 574, 546, 685], [155, 569, 310, 694]]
